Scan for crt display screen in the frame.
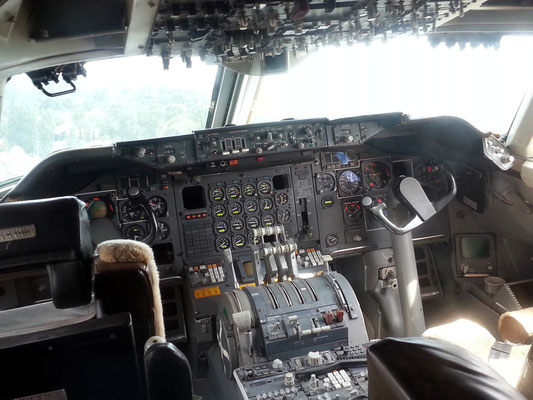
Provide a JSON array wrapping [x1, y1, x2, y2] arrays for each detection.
[[460, 236, 490, 259]]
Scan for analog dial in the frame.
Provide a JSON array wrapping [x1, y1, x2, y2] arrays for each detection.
[[210, 187, 225, 202], [246, 216, 260, 229], [120, 200, 147, 222], [85, 196, 115, 219], [260, 198, 274, 211], [232, 234, 247, 249], [262, 214, 275, 227], [416, 163, 449, 202], [245, 200, 258, 213], [148, 196, 167, 217], [124, 224, 146, 241], [156, 221, 170, 241], [231, 218, 245, 231], [227, 185, 241, 199], [321, 196, 335, 208], [338, 170, 362, 196], [343, 200, 363, 224], [315, 172, 335, 193], [229, 201, 243, 216], [275, 192, 289, 206], [325, 233, 339, 247], [216, 237, 231, 251], [364, 161, 391, 190], [243, 183, 256, 197], [214, 220, 229, 234], [277, 209, 290, 222], [258, 181, 272, 195], [212, 204, 226, 218]]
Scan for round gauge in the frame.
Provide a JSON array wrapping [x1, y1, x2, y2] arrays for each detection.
[[262, 214, 275, 227], [156, 221, 170, 241], [120, 200, 147, 222], [316, 172, 335, 193], [258, 181, 272, 195], [216, 236, 231, 251], [416, 163, 449, 202], [260, 198, 274, 211], [364, 161, 391, 190], [231, 218, 245, 231], [85, 196, 115, 220], [227, 185, 241, 199], [124, 224, 146, 241], [214, 220, 229, 234], [246, 216, 260, 229], [338, 170, 362, 196], [275, 192, 289, 206], [248, 233, 261, 245], [325, 233, 339, 247], [321, 196, 335, 208], [245, 200, 258, 213], [148, 196, 167, 217], [343, 200, 363, 224], [243, 183, 256, 197], [229, 202, 243, 216], [232, 234, 247, 249], [210, 187, 225, 202], [212, 204, 226, 218], [277, 209, 290, 222]]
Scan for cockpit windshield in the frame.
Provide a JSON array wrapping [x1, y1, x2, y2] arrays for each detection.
[[2, 35, 533, 183], [0, 56, 218, 182], [232, 35, 533, 134]]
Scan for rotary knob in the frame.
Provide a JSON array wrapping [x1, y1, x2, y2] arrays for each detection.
[[272, 359, 283, 369], [307, 351, 322, 366], [344, 135, 354, 143], [309, 374, 319, 390], [284, 372, 295, 386], [165, 154, 176, 164], [127, 187, 140, 197], [362, 196, 374, 208], [255, 147, 263, 154]]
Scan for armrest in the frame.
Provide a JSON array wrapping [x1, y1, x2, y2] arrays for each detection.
[[144, 342, 193, 400]]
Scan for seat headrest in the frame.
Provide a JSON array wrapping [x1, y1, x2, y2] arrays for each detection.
[[0, 196, 92, 308]]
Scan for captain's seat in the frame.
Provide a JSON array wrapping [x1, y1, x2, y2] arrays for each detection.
[[0, 196, 193, 400]]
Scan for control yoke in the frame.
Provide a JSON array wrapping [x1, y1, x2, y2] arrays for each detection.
[[362, 170, 456, 235]]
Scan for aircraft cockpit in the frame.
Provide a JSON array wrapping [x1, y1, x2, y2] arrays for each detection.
[[1, 1, 533, 399]]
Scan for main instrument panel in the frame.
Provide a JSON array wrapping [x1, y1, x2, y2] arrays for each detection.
[[77, 114, 450, 281]]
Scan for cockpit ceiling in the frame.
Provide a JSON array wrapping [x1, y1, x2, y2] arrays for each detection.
[[0, 0, 158, 78], [2, 0, 533, 78]]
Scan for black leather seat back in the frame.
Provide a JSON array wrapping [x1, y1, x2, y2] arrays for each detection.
[[367, 337, 526, 400], [0, 196, 92, 308], [94, 262, 155, 358], [145, 342, 193, 400]]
